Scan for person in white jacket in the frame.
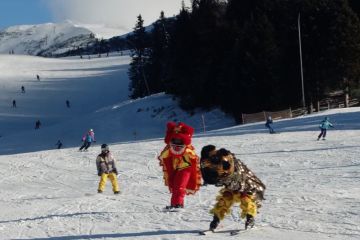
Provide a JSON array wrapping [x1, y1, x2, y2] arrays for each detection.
[[96, 144, 120, 194]]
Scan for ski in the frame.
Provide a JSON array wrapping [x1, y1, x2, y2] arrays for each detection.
[[230, 226, 258, 235], [199, 229, 242, 235], [199, 226, 258, 236], [153, 205, 184, 213], [198, 229, 214, 235]]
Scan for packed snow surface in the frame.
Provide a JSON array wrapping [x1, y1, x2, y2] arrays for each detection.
[[0, 53, 359, 239]]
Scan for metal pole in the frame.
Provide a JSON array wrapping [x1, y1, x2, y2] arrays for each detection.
[[201, 114, 206, 133], [298, 13, 306, 109]]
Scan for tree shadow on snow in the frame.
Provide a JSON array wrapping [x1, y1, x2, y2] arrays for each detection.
[[13, 229, 200, 240]]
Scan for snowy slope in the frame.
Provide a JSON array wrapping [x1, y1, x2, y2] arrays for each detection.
[[0, 22, 94, 56], [0, 53, 359, 240], [0, 108, 359, 240], [0, 54, 234, 155]]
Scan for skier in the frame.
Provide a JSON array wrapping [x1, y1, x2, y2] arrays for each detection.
[[317, 116, 334, 140], [12, 100, 16, 108], [66, 100, 70, 108], [158, 122, 201, 210], [96, 144, 120, 194], [21, 86, 25, 93], [55, 140, 63, 149], [35, 120, 41, 129], [36, 74, 40, 81], [200, 145, 266, 231], [79, 129, 96, 151], [265, 116, 275, 134]]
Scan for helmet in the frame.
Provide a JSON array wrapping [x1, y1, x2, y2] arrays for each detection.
[[101, 144, 109, 152], [89, 129, 93, 132]]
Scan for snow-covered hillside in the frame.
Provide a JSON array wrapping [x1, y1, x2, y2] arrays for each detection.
[[0, 51, 359, 239], [0, 22, 95, 56], [0, 54, 234, 155]]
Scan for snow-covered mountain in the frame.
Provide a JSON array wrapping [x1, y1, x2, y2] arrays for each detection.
[[0, 22, 96, 56]]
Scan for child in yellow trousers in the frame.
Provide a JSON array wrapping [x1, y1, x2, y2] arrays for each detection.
[[96, 144, 120, 194], [200, 146, 265, 231], [210, 189, 257, 230]]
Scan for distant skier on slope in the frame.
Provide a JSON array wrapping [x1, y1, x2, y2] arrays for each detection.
[[35, 120, 41, 129], [317, 116, 334, 140], [79, 129, 96, 151], [96, 144, 120, 194], [158, 122, 201, 210], [265, 116, 275, 134], [55, 140, 63, 149], [200, 145, 266, 231]]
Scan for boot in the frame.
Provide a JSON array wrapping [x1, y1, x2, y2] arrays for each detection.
[[245, 214, 255, 229], [209, 215, 220, 231]]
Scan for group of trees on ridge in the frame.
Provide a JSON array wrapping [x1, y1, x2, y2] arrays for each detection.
[[128, 0, 360, 122]]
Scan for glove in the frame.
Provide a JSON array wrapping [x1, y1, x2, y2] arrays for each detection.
[[113, 169, 118, 175], [98, 172, 102, 176]]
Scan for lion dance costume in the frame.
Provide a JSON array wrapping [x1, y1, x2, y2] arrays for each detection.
[[200, 145, 266, 230], [158, 122, 202, 209]]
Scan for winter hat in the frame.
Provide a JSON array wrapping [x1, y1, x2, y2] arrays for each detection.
[[164, 122, 194, 145], [101, 143, 109, 152]]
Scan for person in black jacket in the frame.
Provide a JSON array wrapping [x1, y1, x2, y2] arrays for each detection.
[[265, 116, 275, 134]]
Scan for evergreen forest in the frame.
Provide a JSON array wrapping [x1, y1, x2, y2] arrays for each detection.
[[127, 0, 360, 122]]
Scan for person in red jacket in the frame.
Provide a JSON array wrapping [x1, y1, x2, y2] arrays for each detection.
[[158, 122, 202, 210]]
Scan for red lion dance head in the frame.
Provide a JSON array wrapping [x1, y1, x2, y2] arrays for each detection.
[[165, 122, 194, 145]]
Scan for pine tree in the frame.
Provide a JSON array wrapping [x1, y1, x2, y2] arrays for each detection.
[[127, 15, 150, 98], [299, 0, 360, 107], [147, 11, 171, 94]]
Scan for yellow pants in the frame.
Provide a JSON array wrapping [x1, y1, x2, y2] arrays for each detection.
[[210, 188, 257, 220], [98, 172, 120, 192]]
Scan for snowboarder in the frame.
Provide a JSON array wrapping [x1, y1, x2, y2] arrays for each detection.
[[200, 145, 266, 231], [12, 100, 16, 108], [96, 144, 120, 194], [317, 116, 334, 140], [79, 129, 96, 151], [21, 86, 25, 93], [265, 116, 275, 134], [35, 120, 41, 129], [66, 100, 70, 108], [55, 140, 63, 149], [158, 122, 201, 210]]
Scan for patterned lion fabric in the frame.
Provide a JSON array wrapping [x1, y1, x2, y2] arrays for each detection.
[[218, 158, 266, 203], [200, 146, 266, 209]]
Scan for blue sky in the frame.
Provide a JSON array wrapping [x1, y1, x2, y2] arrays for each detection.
[[0, 0, 185, 34], [0, 0, 52, 30]]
